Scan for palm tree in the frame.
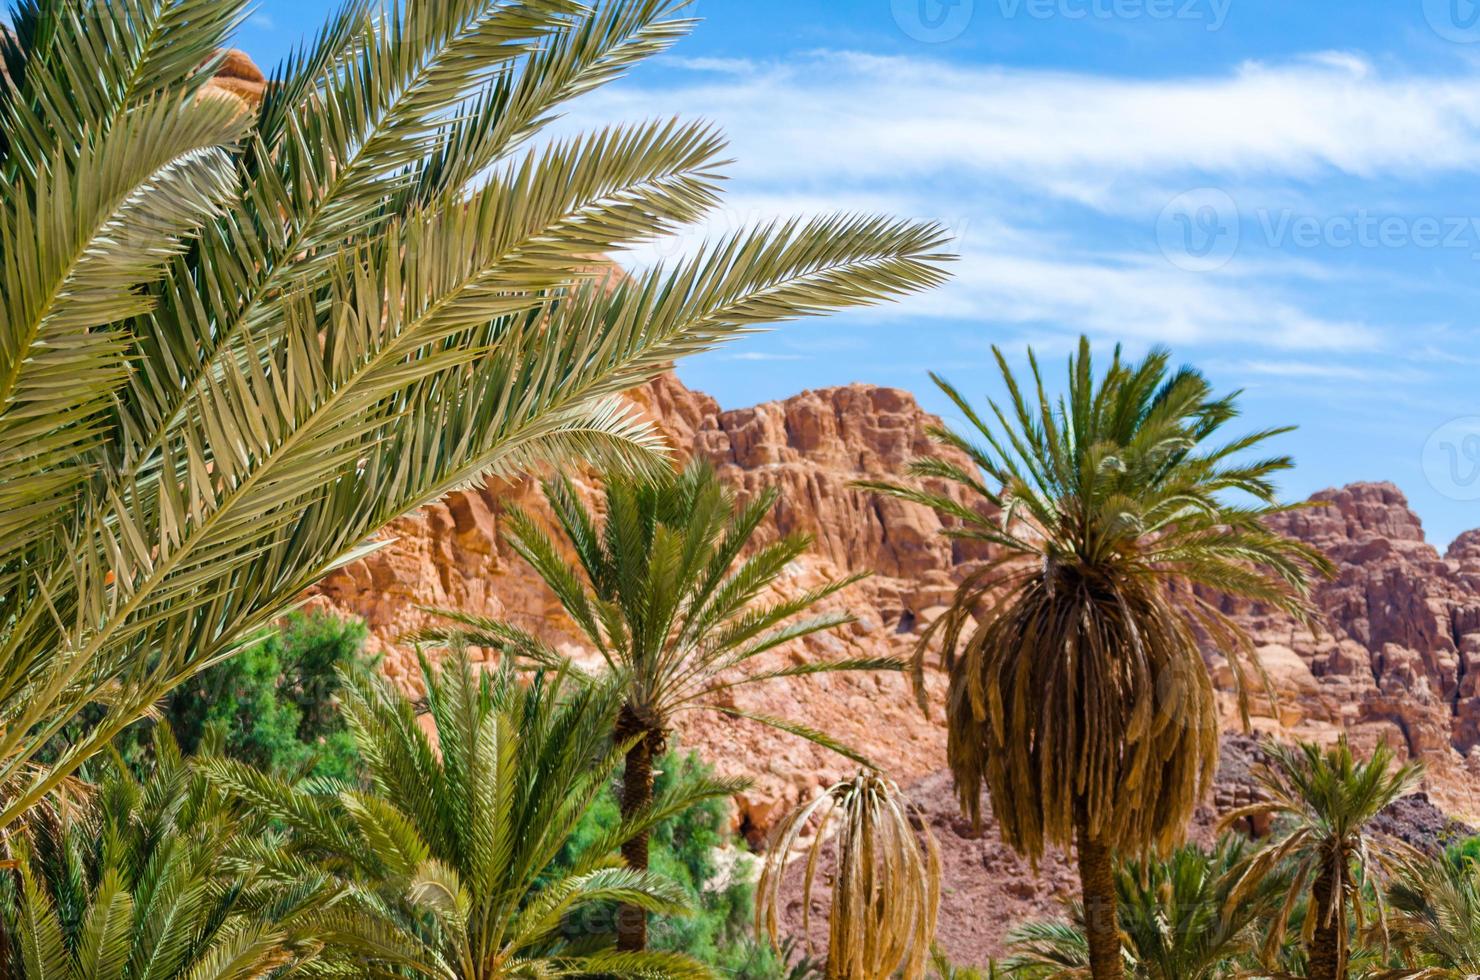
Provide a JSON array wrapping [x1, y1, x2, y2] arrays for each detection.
[[1387, 850, 1480, 977], [858, 338, 1332, 980], [206, 648, 731, 977], [1002, 835, 1286, 980], [1221, 737, 1422, 980], [0, 726, 333, 978], [420, 461, 904, 950], [0, 0, 951, 840], [756, 770, 941, 980]]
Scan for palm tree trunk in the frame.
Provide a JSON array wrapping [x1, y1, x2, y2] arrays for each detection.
[[1308, 862, 1344, 980], [616, 704, 656, 952], [1075, 815, 1123, 980]]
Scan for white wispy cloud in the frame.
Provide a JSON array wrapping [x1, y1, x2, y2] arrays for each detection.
[[576, 51, 1480, 196], [570, 48, 1480, 356]]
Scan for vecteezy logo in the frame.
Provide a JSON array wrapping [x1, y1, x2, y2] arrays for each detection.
[[1425, 0, 1480, 43], [1423, 417, 1480, 501], [892, 0, 973, 42], [1156, 188, 1240, 273]]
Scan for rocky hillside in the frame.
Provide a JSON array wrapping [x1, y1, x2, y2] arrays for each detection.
[[309, 370, 1480, 833], [309, 372, 981, 837], [1221, 482, 1480, 818]]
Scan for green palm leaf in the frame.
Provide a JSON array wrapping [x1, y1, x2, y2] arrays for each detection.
[[0, 0, 949, 842]]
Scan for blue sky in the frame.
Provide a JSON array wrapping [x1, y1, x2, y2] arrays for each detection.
[[240, 0, 1480, 545]]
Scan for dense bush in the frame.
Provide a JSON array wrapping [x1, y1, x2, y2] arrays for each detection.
[[551, 748, 792, 977], [125, 610, 369, 780]]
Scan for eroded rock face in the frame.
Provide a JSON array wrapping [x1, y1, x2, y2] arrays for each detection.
[[1214, 482, 1480, 817], [309, 372, 989, 834], [311, 367, 1480, 836]]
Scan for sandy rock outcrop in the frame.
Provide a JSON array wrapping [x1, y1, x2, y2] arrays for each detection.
[[202, 48, 266, 107], [1213, 482, 1480, 818], [310, 372, 991, 834]]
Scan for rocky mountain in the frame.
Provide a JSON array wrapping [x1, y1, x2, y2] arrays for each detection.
[[310, 370, 1480, 828], [1218, 482, 1480, 818], [307, 368, 1480, 959], [309, 372, 978, 838]]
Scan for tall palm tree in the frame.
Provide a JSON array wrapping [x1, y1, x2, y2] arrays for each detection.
[[1002, 835, 1287, 980], [757, 770, 941, 980], [0, 726, 335, 978], [206, 648, 731, 977], [0, 0, 950, 840], [1221, 737, 1422, 980], [420, 461, 903, 950], [858, 338, 1332, 980]]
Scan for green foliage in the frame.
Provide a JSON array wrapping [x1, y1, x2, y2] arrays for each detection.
[[550, 749, 788, 977], [0, 0, 950, 839], [150, 610, 368, 781], [1004, 835, 1286, 980], [1446, 834, 1480, 870], [0, 726, 335, 977], [204, 649, 739, 977]]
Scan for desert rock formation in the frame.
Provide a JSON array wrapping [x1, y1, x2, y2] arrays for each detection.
[[310, 369, 1480, 838], [309, 372, 985, 837]]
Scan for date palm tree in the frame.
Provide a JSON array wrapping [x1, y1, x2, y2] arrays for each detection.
[[206, 648, 733, 977], [1002, 835, 1287, 980], [757, 770, 941, 980], [1386, 850, 1480, 978], [421, 461, 904, 950], [0, 726, 336, 978], [859, 338, 1332, 980], [1221, 737, 1422, 980], [0, 0, 950, 843]]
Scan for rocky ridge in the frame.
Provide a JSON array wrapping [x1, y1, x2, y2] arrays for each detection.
[[309, 372, 983, 836], [310, 369, 1480, 833]]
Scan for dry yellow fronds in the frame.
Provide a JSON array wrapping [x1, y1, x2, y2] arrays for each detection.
[[757, 770, 941, 980]]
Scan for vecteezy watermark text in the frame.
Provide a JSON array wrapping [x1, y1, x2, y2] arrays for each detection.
[[1424, 417, 1480, 502], [1157, 190, 1480, 271], [1425, 0, 1480, 44], [995, 0, 1231, 29], [892, 0, 1231, 42]]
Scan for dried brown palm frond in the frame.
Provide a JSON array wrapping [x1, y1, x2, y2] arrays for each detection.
[[757, 770, 940, 980], [859, 337, 1334, 980]]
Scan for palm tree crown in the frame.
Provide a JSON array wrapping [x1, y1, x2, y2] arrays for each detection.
[[1387, 849, 1480, 977], [422, 460, 903, 949], [0, 0, 950, 842], [1222, 737, 1423, 980], [1004, 835, 1287, 980], [859, 337, 1332, 979], [207, 650, 733, 978], [1, 726, 330, 978]]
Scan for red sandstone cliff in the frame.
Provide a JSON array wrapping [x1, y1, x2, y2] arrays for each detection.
[[311, 372, 1480, 829], [309, 372, 986, 835]]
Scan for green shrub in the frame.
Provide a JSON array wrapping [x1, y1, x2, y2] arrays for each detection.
[[551, 748, 790, 976], [112, 610, 370, 779], [1448, 834, 1480, 870]]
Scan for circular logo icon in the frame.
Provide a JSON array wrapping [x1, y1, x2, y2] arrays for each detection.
[[1156, 188, 1240, 273], [892, 0, 974, 43], [1425, 0, 1480, 43], [1423, 416, 1480, 501]]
